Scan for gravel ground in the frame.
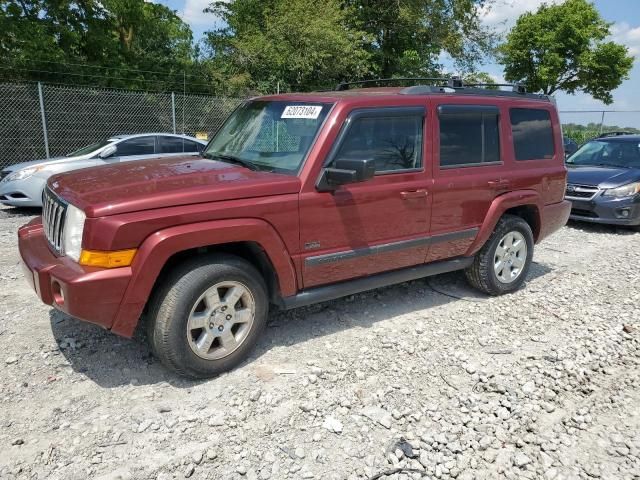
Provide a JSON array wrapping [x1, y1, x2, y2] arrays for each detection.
[[0, 206, 639, 480]]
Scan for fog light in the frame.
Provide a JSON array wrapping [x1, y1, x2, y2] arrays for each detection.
[[616, 208, 631, 219]]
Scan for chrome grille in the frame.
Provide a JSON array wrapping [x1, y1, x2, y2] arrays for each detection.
[[42, 188, 67, 254], [565, 184, 599, 200]]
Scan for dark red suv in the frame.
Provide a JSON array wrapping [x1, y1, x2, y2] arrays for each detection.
[[18, 80, 571, 378]]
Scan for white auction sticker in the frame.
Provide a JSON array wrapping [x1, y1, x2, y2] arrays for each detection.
[[281, 105, 323, 119]]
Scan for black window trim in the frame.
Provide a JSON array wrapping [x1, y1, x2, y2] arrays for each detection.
[[509, 107, 556, 161], [158, 135, 202, 154], [323, 106, 427, 175], [437, 104, 503, 169]]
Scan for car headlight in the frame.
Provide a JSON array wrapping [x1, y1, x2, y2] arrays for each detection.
[[62, 204, 86, 262], [602, 182, 640, 198], [5, 166, 42, 182]]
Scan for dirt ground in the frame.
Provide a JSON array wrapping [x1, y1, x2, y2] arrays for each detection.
[[0, 206, 638, 480]]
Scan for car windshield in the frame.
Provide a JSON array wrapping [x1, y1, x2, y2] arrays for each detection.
[[66, 140, 114, 157], [567, 140, 640, 168], [203, 100, 332, 174]]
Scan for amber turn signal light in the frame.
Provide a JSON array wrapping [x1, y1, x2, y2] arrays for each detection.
[[79, 249, 137, 268]]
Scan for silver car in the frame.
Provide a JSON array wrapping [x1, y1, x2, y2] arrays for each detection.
[[0, 133, 207, 207]]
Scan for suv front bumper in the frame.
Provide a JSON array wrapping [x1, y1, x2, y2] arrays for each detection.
[[18, 218, 132, 329]]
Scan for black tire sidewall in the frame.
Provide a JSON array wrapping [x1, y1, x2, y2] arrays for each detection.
[[153, 257, 268, 378]]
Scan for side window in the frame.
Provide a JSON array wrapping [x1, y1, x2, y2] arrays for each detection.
[[439, 105, 500, 167], [158, 136, 185, 153], [184, 140, 203, 153], [116, 137, 155, 156], [333, 111, 423, 173], [158, 137, 202, 154], [510, 108, 555, 160]]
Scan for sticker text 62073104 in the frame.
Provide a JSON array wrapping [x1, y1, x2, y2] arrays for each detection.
[[281, 105, 323, 120]]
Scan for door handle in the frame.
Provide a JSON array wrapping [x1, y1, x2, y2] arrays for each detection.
[[400, 189, 428, 199], [488, 179, 510, 189]]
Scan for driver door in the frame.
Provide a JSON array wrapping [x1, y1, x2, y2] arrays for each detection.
[[299, 106, 432, 288]]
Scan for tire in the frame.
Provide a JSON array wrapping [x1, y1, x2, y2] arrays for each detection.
[[465, 214, 534, 296], [147, 253, 268, 379]]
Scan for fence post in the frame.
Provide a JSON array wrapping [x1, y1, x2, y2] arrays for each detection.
[[599, 111, 605, 134], [37, 82, 50, 159], [171, 92, 176, 134]]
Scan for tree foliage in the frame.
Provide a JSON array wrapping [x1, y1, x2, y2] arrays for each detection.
[[342, 0, 495, 78], [0, 0, 203, 91], [204, 0, 372, 93], [204, 0, 496, 93], [498, 0, 634, 104]]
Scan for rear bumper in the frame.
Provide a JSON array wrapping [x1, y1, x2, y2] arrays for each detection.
[[538, 200, 571, 242], [18, 219, 132, 330], [568, 196, 640, 226]]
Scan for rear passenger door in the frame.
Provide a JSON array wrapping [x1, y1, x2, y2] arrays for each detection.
[[427, 102, 506, 262]]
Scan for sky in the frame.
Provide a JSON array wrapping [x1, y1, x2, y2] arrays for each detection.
[[154, 0, 640, 128]]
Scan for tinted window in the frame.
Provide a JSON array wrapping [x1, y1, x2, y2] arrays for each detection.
[[439, 110, 500, 167], [158, 136, 202, 153], [116, 137, 155, 156], [510, 108, 554, 160], [333, 114, 423, 172]]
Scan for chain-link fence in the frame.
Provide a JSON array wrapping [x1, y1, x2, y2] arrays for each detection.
[[0, 82, 243, 169]]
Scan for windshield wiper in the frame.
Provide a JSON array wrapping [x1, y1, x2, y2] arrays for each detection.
[[202, 152, 260, 171]]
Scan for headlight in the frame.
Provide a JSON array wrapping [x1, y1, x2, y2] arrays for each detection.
[[62, 204, 86, 262], [5, 166, 41, 182], [602, 182, 640, 198]]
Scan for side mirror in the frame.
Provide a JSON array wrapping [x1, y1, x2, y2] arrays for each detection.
[[98, 145, 117, 159], [317, 158, 376, 191]]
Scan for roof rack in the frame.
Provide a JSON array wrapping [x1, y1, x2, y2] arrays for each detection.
[[334, 77, 548, 101], [334, 77, 450, 91]]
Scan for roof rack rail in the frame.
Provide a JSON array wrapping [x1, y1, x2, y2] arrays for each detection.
[[334, 77, 548, 101], [335, 77, 449, 91]]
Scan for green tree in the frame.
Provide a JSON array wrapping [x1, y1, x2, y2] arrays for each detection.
[[204, 0, 372, 93], [0, 0, 201, 92], [497, 0, 634, 104], [343, 0, 496, 78]]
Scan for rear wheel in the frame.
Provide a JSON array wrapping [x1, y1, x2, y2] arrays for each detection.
[[147, 254, 268, 379], [465, 215, 534, 296]]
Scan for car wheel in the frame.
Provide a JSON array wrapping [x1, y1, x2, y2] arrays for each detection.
[[147, 254, 268, 379], [465, 214, 534, 296]]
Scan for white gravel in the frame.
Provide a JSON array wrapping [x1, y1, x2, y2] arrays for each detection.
[[0, 206, 639, 480]]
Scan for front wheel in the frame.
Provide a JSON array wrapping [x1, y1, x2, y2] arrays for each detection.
[[147, 254, 268, 379], [465, 215, 534, 296]]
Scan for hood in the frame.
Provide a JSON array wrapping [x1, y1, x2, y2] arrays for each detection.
[[566, 165, 640, 189], [3, 156, 68, 172], [48, 156, 301, 217]]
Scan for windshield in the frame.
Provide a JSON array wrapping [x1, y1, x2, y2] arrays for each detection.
[[67, 139, 114, 157], [567, 140, 640, 168], [204, 100, 332, 174]]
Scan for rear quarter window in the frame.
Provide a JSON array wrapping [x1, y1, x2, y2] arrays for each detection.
[[510, 108, 555, 161]]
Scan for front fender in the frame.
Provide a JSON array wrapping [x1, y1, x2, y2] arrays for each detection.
[[110, 218, 297, 337], [464, 190, 543, 257]]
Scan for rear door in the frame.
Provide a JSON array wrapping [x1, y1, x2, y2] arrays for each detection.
[[299, 106, 432, 288], [427, 101, 507, 262]]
